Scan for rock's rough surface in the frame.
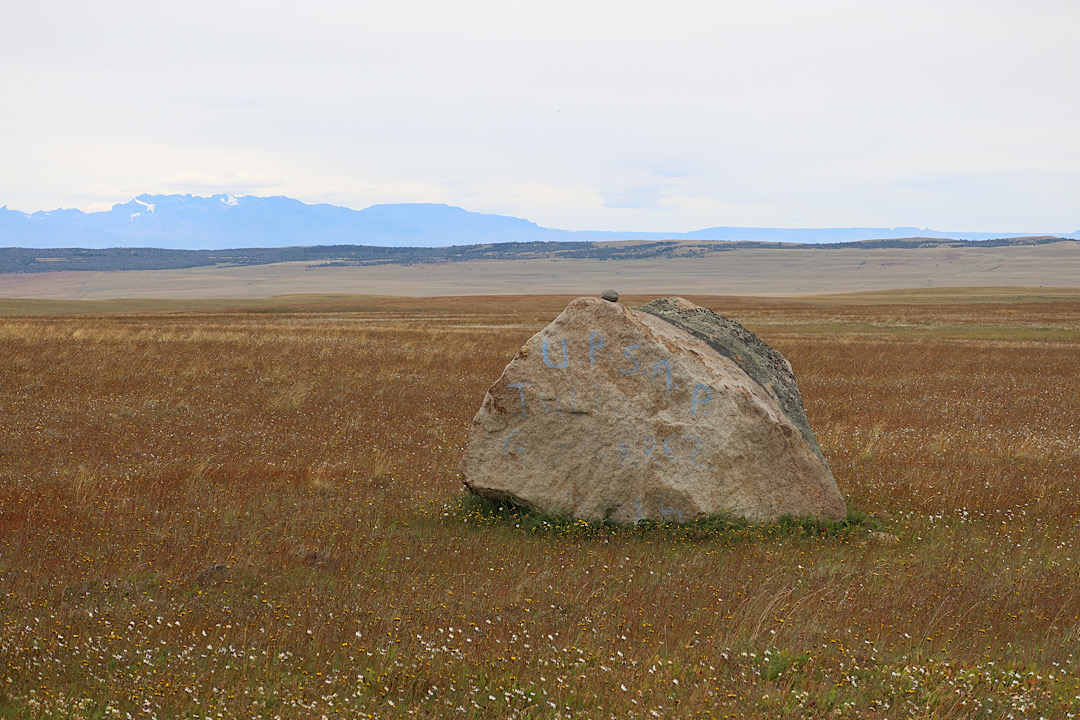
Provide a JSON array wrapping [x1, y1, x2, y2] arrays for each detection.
[[463, 296, 845, 523], [634, 297, 826, 464]]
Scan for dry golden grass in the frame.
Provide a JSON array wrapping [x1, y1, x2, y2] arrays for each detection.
[[1, 292, 1079, 718], [3, 241, 1080, 300]]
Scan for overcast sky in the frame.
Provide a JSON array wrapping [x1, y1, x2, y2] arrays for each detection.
[[3, 0, 1078, 232]]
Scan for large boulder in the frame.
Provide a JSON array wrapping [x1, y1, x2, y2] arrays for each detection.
[[463, 296, 845, 523]]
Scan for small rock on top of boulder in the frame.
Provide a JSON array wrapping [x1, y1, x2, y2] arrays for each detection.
[[463, 296, 845, 524]]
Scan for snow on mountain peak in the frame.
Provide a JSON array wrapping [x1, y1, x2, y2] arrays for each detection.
[[134, 198, 156, 213], [221, 194, 239, 206]]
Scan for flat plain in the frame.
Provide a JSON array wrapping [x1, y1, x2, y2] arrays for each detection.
[[2, 289, 1080, 718], [2, 242, 1080, 299]]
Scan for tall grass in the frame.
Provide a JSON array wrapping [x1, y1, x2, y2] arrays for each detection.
[[1, 294, 1079, 718]]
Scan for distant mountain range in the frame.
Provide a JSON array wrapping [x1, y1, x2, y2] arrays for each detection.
[[1, 194, 1076, 249]]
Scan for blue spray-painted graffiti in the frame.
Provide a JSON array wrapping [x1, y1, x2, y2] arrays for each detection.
[[651, 359, 672, 392], [642, 435, 655, 465], [662, 435, 681, 462], [533, 332, 703, 412], [685, 435, 712, 469], [691, 383, 712, 417], [658, 493, 684, 522], [619, 344, 641, 374], [542, 337, 569, 368], [538, 385, 576, 414], [589, 331, 604, 365], [504, 429, 525, 459], [506, 382, 531, 417]]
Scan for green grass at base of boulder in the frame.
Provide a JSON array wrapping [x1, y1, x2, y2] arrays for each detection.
[[452, 492, 887, 542]]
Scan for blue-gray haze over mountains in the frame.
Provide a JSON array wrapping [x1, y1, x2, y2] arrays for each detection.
[[1, 195, 1076, 250]]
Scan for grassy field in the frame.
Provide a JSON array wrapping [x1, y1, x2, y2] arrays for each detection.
[[3, 241, 1080, 300], [1, 290, 1079, 718]]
